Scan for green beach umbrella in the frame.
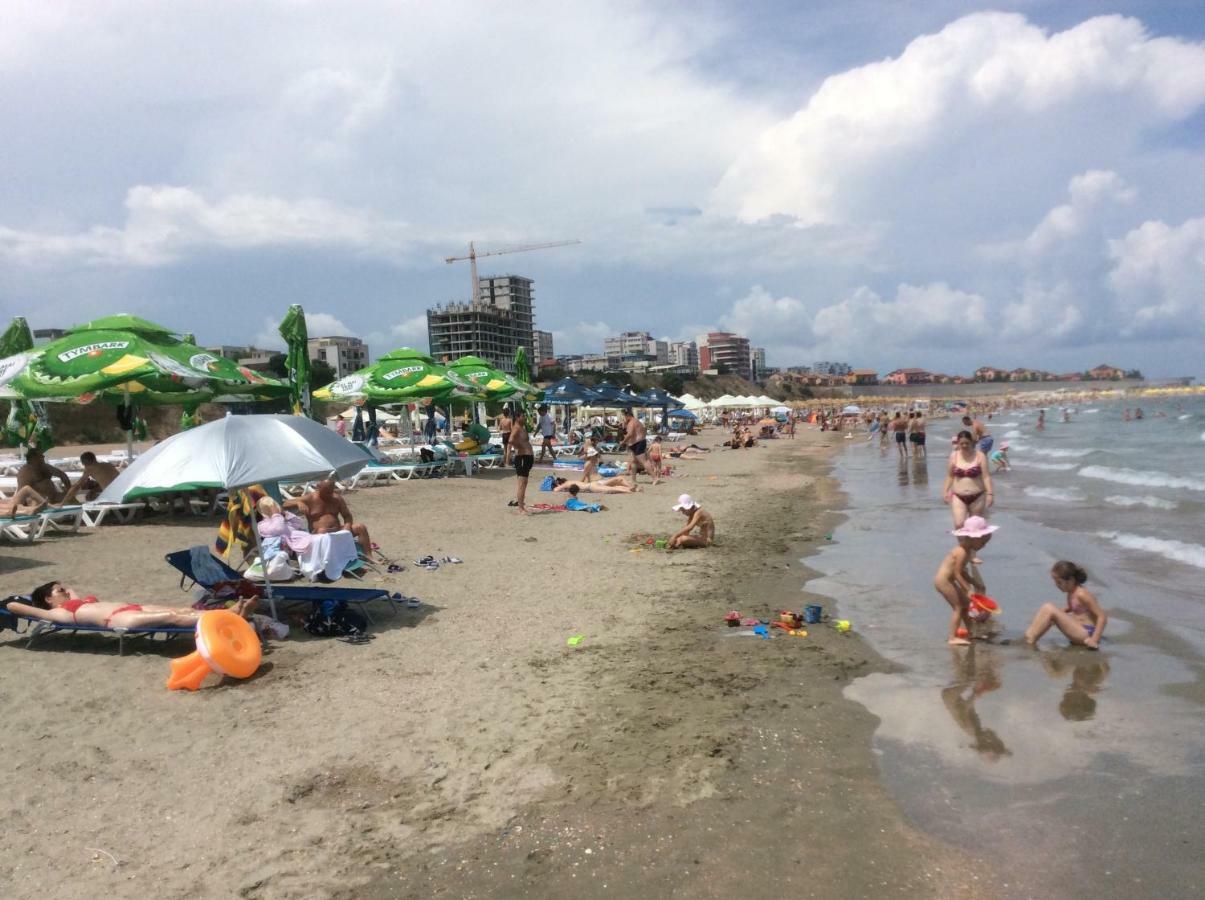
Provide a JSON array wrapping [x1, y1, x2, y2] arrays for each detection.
[[7, 314, 287, 405], [312, 347, 475, 405], [278, 304, 312, 417], [0, 317, 52, 450], [446, 355, 540, 402], [513, 346, 529, 383]]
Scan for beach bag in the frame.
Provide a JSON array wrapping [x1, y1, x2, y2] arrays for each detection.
[[539, 475, 556, 492], [304, 599, 368, 637]]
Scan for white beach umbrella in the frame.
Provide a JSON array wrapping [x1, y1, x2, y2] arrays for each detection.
[[771, 405, 791, 415], [99, 415, 369, 619]]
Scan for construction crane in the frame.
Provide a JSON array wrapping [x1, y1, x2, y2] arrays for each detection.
[[445, 239, 580, 304]]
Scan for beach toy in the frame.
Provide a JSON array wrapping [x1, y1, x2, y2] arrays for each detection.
[[834, 620, 851, 633], [968, 593, 1001, 622], [804, 604, 823, 625], [654, 538, 668, 549], [166, 610, 262, 692], [752, 624, 770, 640], [725, 611, 741, 627], [824, 533, 833, 541], [567, 634, 585, 646], [788, 629, 808, 638], [956, 626, 970, 639]]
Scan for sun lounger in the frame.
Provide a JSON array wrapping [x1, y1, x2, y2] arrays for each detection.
[[81, 501, 146, 526], [164, 547, 399, 619], [0, 506, 84, 542], [0, 608, 194, 655], [384, 460, 448, 480]]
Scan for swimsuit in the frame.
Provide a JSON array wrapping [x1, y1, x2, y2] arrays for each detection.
[[954, 491, 983, 506], [951, 462, 981, 478], [630, 439, 647, 456], [513, 454, 534, 477], [895, 431, 906, 443], [104, 604, 144, 625], [60, 596, 99, 620]]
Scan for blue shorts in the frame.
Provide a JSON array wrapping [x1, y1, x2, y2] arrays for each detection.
[[978, 436, 994, 454]]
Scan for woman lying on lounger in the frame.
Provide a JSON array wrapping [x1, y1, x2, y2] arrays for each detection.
[[3, 582, 255, 629], [0, 485, 53, 516], [551, 476, 639, 494]]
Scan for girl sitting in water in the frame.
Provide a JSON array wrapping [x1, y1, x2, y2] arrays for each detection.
[[1024, 561, 1107, 650]]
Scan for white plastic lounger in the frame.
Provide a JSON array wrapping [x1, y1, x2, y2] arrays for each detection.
[[81, 502, 146, 526]]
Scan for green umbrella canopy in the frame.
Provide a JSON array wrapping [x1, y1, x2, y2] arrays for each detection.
[[446, 355, 540, 402], [313, 347, 476, 405], [8, 314, 287, 405]]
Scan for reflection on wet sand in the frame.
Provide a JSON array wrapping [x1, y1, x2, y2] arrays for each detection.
[[1039, 650, 1111, 721], [941, 646, 1011, 760], [897, 456, 929, 486]]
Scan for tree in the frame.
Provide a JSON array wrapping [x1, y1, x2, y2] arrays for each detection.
[[1124, 368, 1143, 380], [715, 363, 730, 375], [661, 372, 685, 396]]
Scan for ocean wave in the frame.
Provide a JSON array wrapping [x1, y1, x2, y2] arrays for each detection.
[[1096, 531, 1205, 569], [1104, 495, 1178, 510], [1078, 465, 1205, 492], [995, 422, 1018, 427], [1019, 461, 1076, 471], [1032, 447, 1094, 458], [1004, 429, 1023, 438], [1178, 414, 1192, 420], [1024, 486, 1083, 502], [1083, 409, 1099, 413]]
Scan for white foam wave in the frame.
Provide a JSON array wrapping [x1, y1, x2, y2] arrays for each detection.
[[1020, 461, 1077, 471], [995, 422, 1018, 427], [1177, 414, 1192, 420], [1024, 486, 1082, 502], [1083, 409, 1099, 413], [1032, 447, 1093, 459], [1096, 531, 1205, 569], [1078, 465, 1205, 492], [1104, 495, 1178, 510], [1004, 429, 1023, 438]]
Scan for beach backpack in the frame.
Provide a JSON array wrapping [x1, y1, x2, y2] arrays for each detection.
[[539, 475, 556, 491], [303, 599, 368, 637]]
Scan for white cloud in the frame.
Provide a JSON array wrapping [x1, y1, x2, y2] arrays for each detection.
[[1011, 170, 1136, 261], [999, 281, 1085, 342], [251, 311, 355, 351], [0, 186, 417, 267], [813, 282, 990, 353], [551, 321, 613, 355], [711, 13, 1205, 226], [1107, 216, 1205, 339]]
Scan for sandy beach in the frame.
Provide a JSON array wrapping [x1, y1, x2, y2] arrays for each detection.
[[1, 432, 988, 899]]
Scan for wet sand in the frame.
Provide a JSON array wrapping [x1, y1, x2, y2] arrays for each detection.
[[1, 432, 986, 899]]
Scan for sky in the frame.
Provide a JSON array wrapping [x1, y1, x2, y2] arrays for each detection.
[[2, 1, 1205, 379]]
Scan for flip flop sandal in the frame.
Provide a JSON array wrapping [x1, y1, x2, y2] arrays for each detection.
[[387, 563, 405, 573], [338, 633, 375, 644], [441, 556, 462, 564], [425, 562, 440, 571], [414, 556, 435, 566], [405, 597, 422, 609]]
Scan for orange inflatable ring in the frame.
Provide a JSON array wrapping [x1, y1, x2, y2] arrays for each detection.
[[166, 610, 262, 691]]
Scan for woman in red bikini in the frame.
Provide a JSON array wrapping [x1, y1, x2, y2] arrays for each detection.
[[5, 582, 254, 629], [942, 430, 994, 528]]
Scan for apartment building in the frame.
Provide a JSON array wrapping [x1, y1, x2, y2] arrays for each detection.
[[427, 275, 537, 374], [308, 336, 368, 378], [697, 332, 752, 380]]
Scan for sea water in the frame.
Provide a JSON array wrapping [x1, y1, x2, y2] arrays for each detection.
[[806, 397, 1205, 899]]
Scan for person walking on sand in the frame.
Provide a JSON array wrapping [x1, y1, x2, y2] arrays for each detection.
[[622, 408, 660, 486], [509, 410, 534, 515], [536, 404, 557, 461], [934, 516, 997, 645], [1025, 560, 1107, 650], [667, 493, 713, 549]]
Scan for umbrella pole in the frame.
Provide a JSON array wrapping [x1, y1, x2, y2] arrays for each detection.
[[123, 385, 134, 461], [247, 492, 278, 621]]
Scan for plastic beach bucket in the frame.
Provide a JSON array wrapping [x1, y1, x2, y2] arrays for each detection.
[[968, 593, 1000, 623], [804, 604, 823, 624]]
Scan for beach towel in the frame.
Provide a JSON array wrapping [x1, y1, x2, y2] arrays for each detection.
[[297, 531, 358, 582], [215, 485, 268, 561], [564, 497, 602, 513], [190, 545, 233, 586], [529, 503, 567, 512]]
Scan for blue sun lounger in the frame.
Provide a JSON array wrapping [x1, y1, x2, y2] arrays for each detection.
[[0, 607, 194, 656], [164, 547, 400, 619]]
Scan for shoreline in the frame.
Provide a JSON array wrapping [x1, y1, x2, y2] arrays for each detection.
[[1, 432, 988, 899]]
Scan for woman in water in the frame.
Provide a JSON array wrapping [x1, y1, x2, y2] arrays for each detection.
[[942, 430, 994, 528], [4, 582, 255, 629], [1024, 561, 1106, 650]]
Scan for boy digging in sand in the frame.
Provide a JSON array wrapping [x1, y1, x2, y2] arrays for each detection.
[[934, 516, 997, 645]]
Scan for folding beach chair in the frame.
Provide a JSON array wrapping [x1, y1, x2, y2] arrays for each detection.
[[0, 607, 194, 656], [164, 547, 399, 620]]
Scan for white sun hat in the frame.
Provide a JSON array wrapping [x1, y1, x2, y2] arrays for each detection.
[[672, 493, 699, 511]]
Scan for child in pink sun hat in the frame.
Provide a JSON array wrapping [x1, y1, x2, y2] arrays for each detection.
[[935, 517, 997, 645]]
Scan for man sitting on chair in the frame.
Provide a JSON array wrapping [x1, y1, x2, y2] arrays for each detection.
[[285, 480, 378, 560]]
